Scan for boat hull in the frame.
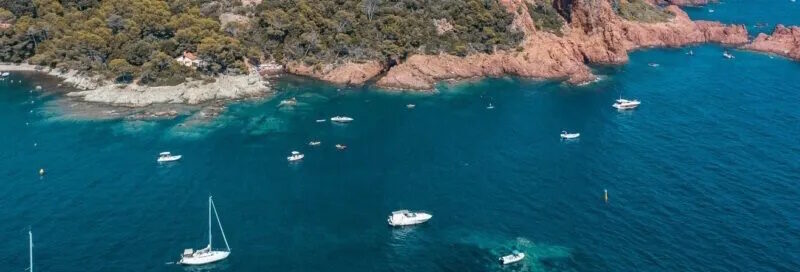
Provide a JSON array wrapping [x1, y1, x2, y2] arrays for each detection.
[[388, 213, 432, 227], [499, 253, 525, 265], [612, 104, 640, 110], [179, 251, 230, 265], [157, 155, 182, 162]]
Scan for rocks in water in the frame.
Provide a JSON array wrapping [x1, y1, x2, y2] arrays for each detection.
[[374, 3, 748, 90], [743, 25, 800, 60], [67, 74, 270, 107]]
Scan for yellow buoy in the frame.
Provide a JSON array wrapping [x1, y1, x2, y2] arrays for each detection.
[[39, 168, 45, 176], [604, 189, 608, 203]]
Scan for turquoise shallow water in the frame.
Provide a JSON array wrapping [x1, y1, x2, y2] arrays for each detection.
[[1, 44, 799, 271], [2, 3, 800, 269]]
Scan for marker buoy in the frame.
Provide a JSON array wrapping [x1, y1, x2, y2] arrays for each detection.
[[39, 168, 45, 176], [604, 189, 608, 203]]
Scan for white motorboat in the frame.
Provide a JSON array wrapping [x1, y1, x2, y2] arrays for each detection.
[[499, 251, 525, 265], [486, 103, 495, 109], [723, 51, 735, 59], [157, 152, 182, 162], [335, 144, 347, 150], [1, 72, 9, 77], [316, 119, 326, 123], [178, 196, 231, 266], [560, 131, 580, 139], [387, 210, 432, 226], [648, 63, 660, 67], [308, 141, 321, 146], [406, 104, 416, 109], [612, 98, 641, 110], [330, 116, 354, 123], [287, 151, 304, 162]]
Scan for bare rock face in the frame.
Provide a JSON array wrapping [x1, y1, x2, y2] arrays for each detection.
[[286, 61, 384, 85], [743, 25, 800, 60], [377, 1, 748, 90]]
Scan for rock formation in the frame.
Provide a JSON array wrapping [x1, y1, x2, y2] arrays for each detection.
[[743, 25, 800, 60], [376, 0, 747, 90], [286, 61, 384, 85]]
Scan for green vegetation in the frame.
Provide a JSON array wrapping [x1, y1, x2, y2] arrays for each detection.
[[0, 0, 251, 84], [615, 0, 674, 23], [0, 0, 523, 85], [526, 0, 565, 36], [246, 0, 523, 64]]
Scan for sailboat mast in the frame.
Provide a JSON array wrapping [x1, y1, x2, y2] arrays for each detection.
[[29, 229, 33, 272], [211, 200, 231, 252], [208, 196, 212, 247]]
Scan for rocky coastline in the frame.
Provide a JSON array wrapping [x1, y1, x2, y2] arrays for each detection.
[[743, 25, 800, 60], [0, 63, 271, 108], [262, 1, 755, 91], [376, 2, 748, 90], [4, 1, 799, 97]]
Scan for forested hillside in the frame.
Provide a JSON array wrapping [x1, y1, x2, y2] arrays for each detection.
[[0, 0, 522, 86]]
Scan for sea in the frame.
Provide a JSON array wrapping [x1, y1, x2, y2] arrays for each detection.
[[1, 1, 799, 271]]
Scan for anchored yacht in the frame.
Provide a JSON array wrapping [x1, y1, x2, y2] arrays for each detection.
[[612, 98, 641, 110], [178, 196, 231, 266], [330, 116, 354, 123], [499, 251, 525, 265], [287, 151, 304, 162], [157, 152, 182, 162], [387, 210, 432, 226], [560, 131, 580, 139]]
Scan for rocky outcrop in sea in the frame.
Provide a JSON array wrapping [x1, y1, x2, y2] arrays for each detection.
[[743, 25, 800, 60]]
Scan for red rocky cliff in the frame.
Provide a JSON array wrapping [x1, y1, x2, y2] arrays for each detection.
[[377, 0, 747, 90]]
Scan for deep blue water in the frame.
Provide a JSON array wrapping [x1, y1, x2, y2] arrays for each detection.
[[2, 5, 800, 271], [1, 44, 798, 271]]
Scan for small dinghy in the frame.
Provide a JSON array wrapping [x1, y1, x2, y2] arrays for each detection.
[[157, 152, 182, 162], [486, 103, 495, 110], [499, 251, 525, 265], [612, 98, 641, 110], [723, 51, 735, 59], [687, 50, 694, 56], [406, 104, 416, 109], [330, 116, 354, 123], [287, 151, 304, 162], [387, 210, 432, 226], [648, 63, 659, 67], [308, 141, 321, 146], [178, 196, 231, 266], [560, 131, 580, 139], [335, 144, 347, 150], [0, 72, 9, 77], [316, 119, 326, 123]]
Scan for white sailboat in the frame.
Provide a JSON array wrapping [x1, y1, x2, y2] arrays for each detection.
[[178, 196, 231, 266], [28, 229, 33, 272]]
